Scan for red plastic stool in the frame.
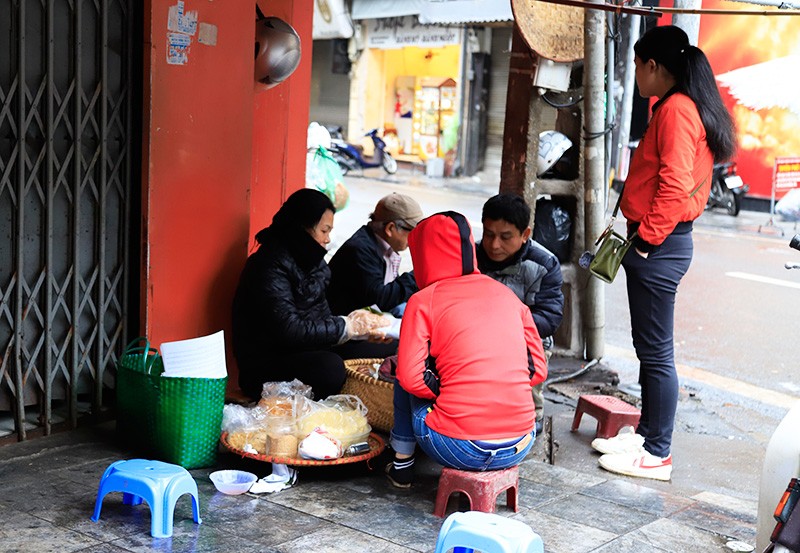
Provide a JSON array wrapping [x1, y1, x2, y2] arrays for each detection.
[[571, 394, 641, 439], [433, 466, 519, 518]]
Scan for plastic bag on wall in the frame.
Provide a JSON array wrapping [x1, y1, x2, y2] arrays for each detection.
[[534, 199, 572, 262], [306, 146, 349, 211]]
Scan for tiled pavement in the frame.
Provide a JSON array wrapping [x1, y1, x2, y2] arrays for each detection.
[[0, 421, 757, 553]]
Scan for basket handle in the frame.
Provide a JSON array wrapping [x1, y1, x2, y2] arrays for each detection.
[[122, 336, 161, 375]]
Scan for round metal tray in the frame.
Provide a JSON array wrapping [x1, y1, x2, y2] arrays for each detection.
[[220, 431, 385, 466]]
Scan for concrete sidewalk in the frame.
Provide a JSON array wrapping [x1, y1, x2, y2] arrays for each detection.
[[0, 396, 758, 553]]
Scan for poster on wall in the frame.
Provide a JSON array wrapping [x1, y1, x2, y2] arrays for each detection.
[[699, 1, 800, 200]]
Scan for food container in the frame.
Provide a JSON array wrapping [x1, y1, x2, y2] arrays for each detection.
[[209, 470, 257, 495]]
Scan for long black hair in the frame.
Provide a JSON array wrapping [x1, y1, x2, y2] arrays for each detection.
[[635, 25, 736, 163]]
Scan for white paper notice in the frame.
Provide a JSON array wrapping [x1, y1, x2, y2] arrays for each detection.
[[160, 330, 227, 378]]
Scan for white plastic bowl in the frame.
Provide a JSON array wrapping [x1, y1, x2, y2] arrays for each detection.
[[209, 470, 257, 495]]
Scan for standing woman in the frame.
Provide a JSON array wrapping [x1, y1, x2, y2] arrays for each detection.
[[594, 26, 736, 481]]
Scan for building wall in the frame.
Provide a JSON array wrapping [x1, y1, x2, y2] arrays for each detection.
[[309, 40, 351, 132], [141, 0, 312, 386]]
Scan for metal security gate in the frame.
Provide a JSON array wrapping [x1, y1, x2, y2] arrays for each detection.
[[0, 0, 135, 440]]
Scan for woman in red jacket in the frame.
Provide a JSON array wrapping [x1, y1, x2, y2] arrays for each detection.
[[385, 212, 547, 488], [593, 26, 736, 481]]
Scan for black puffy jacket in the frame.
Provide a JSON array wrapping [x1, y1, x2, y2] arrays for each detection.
[[232, 226, 345, 396], [327, 225, 418, 315]]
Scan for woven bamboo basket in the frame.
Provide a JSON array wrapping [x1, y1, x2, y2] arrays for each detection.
[[341, 358, 393, 433]]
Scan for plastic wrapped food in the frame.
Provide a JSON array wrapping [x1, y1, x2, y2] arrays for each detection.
[[267, 433, 299, 457], [227, 428, 268, 455], [297, 395, 370, 448]]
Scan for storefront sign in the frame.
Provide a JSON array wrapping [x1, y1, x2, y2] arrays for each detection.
[[774, 157, 800, 190], [365, 16, 461, 49]]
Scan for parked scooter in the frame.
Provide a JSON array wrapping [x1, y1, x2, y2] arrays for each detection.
[[706, 161, 748, 216], [756, 234, 800, 553], [326, 126, 397, 176]]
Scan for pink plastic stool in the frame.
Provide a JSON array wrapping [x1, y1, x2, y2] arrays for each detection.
[[571, 394, 641, 439], [433, 466, 519, 518]]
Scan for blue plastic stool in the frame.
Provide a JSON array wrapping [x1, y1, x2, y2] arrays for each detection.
[[91, 459, 201, 538], [434, 511, 544, 553]]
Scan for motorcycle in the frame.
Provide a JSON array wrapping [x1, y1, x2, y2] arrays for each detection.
[[706, 161, 749, 216], [326, 126, 397, 176], [756, 234, 800, 553]]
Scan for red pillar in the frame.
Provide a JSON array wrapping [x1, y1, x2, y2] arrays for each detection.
[[140, 0, 313, 388], [250, 0, 314, 245]]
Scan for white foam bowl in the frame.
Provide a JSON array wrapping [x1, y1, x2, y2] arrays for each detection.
[[209, 470, 257, 495]]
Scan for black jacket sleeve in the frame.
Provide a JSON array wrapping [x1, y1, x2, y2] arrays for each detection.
[[262, 261, 345, 348], [328, 228, 418, 314]]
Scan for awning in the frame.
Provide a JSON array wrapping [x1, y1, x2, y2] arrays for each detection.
[[351, 0, 424, 20], [418, 0, 513, 24], [313, 0, 354, 39]]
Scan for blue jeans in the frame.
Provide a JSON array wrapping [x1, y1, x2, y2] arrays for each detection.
[[622, 223, 693, 458], [389, 383, 535, 471]]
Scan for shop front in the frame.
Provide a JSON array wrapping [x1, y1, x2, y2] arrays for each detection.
[[348, 15, 464, 172]]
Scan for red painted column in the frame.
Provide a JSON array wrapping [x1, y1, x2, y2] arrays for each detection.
[[250, 0, 314, 246], [141, 1, 253, 349], [141, 0, 313, 388]]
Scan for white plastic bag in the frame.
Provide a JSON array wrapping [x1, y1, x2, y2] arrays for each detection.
[[298, 428, 343, 460], [776, 189, 800, 222]]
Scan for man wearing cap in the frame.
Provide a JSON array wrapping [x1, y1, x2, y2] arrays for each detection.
[[327, 193, 423, 317]]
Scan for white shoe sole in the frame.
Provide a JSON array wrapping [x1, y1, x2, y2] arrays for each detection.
[[598, 454, 672, 481]]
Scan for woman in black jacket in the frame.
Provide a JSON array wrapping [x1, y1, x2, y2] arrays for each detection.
[[232, 189, 380, 401]]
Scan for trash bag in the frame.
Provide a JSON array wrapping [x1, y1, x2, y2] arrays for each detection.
[[305, 146, 349, 211], [776, 189, 800, 222], [534, 199, 572, 262]]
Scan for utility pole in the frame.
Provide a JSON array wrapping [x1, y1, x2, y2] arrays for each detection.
[[673, 0, 702, 44], [615, 12, 642, 181], [584, 0, 606, 360]]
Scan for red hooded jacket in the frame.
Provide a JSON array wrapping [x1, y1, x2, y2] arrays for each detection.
[[396, 212, 547, 440]]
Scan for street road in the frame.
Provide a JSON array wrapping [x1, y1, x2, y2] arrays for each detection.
[[334, 169, 800, 409]]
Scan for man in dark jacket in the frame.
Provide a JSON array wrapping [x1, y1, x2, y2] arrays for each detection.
[[477, 194, 564, 435], [327, 193, 423, 316]]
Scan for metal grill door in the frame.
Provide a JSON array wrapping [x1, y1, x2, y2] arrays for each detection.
[[0, 0, 134, 440]]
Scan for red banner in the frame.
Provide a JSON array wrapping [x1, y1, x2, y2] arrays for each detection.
[[697, 2, 800, 200]]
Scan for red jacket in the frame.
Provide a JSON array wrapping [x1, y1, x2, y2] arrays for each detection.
[[396, 212, 547, 440], [620, 91, 714, 248]]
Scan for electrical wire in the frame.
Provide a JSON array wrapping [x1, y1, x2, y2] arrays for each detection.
[[541, 92, 583, 109], [584, 123, 616, 141], [545, 358, 600, 391]]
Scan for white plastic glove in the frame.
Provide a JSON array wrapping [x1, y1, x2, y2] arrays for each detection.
[[345, 309, 391, 337]]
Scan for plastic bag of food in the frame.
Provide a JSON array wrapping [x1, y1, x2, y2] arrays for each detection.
[[297, 395, 370, 448], [258, 379, 312, 419], [257, 380, 314, 455], [222, 404, 270, 454]]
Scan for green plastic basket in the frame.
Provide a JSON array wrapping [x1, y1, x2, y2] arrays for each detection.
[[116, 338, 227, 469]]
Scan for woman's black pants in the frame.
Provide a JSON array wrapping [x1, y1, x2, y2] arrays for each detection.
[[622, 224, 693, 458]]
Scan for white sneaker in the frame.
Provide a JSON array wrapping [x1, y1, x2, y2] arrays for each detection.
[[590, 426, 645, 455], [598, 450, 673, 481]]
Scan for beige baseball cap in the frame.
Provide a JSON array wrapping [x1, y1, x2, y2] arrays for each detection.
[[370, 193, 424, 229]]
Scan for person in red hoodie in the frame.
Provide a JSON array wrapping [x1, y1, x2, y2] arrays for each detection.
[[385, 211, 547, 488], [592, 26, 736, 482]]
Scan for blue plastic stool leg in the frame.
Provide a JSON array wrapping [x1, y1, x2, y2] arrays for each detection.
[[122, 493, 143, 506]]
